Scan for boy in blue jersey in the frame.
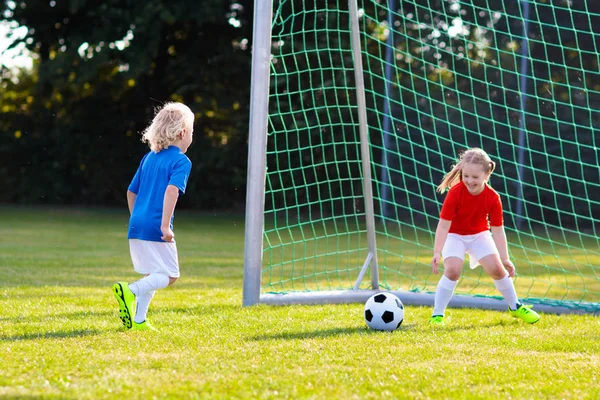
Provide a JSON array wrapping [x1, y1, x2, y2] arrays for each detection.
[[112, 102, 194, 331]]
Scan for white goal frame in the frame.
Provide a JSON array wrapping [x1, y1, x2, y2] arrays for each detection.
[[241, 0, 597, 316]]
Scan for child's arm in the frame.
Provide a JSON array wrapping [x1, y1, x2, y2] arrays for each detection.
[[160, 184, 180, 242], [431, 219, 452, 274], [127, 190, 137, 215], [491, 225, 515, 277]]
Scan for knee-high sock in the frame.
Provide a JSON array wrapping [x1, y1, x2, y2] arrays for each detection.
[[433, 275, 458, 316], [129, 272, 170, 296], [134, 290, 155, 324], [494, 275, 519, 310]]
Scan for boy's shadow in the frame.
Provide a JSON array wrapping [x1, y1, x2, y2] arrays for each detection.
[[0, 310, 114, 323], [0, 328, 103, 342]]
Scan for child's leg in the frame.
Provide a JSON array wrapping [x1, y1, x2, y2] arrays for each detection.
[[432, 257, 462, 316], [130, 272, 170, 296], [129, 273, 176, 324], [433, 276, 458, 316], [479, 254, 519, 310], [126, 240, 180, 326], [493, 275, 519, 310], [479, 254, 540, 323], [133, 290, 155, 324]]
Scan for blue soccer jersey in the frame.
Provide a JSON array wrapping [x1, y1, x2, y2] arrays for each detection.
[[127, 146, 192, 242]]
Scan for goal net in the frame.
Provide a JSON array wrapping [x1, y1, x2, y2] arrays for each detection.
[[243, 0, 600, 314]]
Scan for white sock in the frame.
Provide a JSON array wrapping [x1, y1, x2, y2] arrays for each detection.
[[494, 275, 519, 310], [129, 273, 170, 296], [433, 275, 458, 316], [134, 290, 155, 324]]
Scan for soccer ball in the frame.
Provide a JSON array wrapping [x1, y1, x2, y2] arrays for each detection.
[[364, 292, 404, 331]]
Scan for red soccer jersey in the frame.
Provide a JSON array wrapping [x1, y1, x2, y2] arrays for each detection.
[[439, 181, 504, 235]]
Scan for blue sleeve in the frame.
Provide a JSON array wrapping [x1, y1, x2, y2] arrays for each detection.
[[127, 153, 149, 194], [169, 157, 192, 194]]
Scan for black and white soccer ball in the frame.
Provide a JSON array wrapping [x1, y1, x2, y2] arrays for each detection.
[[364, 292, 404, 331]]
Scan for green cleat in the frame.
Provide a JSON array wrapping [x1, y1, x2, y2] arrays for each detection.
[[112, 282, 136, 329], [429, 315, 446, 326], [132, 320, 157, 331], [509, 303, 540, 324]]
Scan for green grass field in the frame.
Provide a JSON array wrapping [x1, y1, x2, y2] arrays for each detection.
[[0, 206, 599, 399]]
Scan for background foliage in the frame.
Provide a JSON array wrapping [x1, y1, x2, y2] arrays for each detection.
[[1, 0, 598, 216], [1, 0, 253, 208]]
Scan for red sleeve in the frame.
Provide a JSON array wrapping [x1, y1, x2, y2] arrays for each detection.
[[489, 191, 503, 226], [439, 186, 459, 221]]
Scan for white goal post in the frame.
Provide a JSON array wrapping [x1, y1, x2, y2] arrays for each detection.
[[243, 0, 386, 307]]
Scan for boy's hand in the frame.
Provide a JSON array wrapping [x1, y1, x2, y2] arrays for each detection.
[[161, 226, 175, 242]]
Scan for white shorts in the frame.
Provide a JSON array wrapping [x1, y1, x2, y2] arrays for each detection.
[[129, 239, 180, 278], [442, 231, 499, 269]]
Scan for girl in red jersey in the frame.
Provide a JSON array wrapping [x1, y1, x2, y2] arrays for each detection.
[[430, 148, 540, 325]]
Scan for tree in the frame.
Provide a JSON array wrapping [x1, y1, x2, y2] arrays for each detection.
[[0, 0, 253, 208]]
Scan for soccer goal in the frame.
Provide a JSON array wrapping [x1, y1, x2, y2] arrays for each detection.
[[243, 0, 600, 315]]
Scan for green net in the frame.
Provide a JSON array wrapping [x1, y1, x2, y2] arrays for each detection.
[[263, 0, 600, 312]]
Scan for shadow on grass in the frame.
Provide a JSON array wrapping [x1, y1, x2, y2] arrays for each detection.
[[251, 323, 419, 340], [0, 396, 77, 400], [152, 304, 242, 315], [0, 310, 114, 323], [0, 328, 103, 342], [250, 320, 514, 341], [429, 319, 519, 332]]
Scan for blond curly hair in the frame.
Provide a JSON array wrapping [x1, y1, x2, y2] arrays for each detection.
[[437, 147, 496, 193], [142, 102, 194, 152]]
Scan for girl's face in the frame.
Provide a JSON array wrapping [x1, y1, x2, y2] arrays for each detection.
[[461, 162, 489, 195]]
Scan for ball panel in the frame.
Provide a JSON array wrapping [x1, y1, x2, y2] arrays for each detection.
[[373, 294, 387, 303], [381, 310, 394, 323]]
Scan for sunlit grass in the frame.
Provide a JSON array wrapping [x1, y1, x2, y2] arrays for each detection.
[[0, 206, 599, 399]]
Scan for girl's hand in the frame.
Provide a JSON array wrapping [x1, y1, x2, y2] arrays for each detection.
[[431, 252, 441, 274], [503, 259, 515, 277], [161, 226, 175, 242]]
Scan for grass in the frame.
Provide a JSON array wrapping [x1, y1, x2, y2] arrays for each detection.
[[0, 206, 599, 399]]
